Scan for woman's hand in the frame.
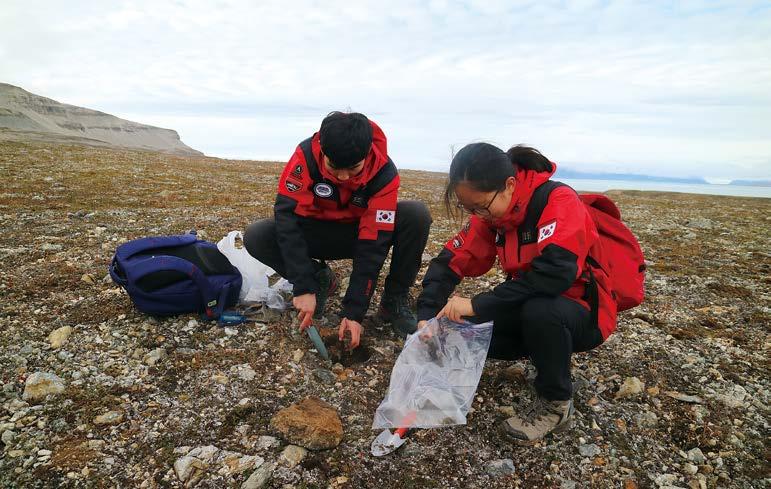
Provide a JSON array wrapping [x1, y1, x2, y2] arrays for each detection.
[[338, 318, 363, 349], [292, 293, 316, 331], [437, 295, 474, 322]]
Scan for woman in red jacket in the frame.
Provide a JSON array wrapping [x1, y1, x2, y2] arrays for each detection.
[[417, 142, 615, 445]]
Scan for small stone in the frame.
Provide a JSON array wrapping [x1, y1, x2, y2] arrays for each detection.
[[615, 377, 645, 399], [279, 445, 307, 467], [174, 456, 207, 483], [623, 479, 638, 489], [633, 411, 659, 428], [647, 386, 660, 396], [80, 273, 95, 285], [22, 372, 66, 402], [687, 447, 706, 464], [292, 349, 304, 362], [213, 374, 229, 385], [239, 365, 257, 381], [48, 326, 73, 349], [2, 430, 16, 445], [94, 410, 124, 426], [143, 348, 167, 366], [486, 458, 516, 477], [187, 445, 219, 463], [222, 453, 263, 475], [242, 461, 275, 489], [664, 391, 703, 404], [256, 436, 280, 450], [312, 369, 337, 384], [269, 397, 344, 450], [496, 405, 516, 417], [8, 449, 25, 458], [37, 449, 52, 456], [578, 444, 601, 457], [683, 463, 698, 475]]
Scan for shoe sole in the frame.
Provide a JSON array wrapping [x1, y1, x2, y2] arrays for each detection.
[[498, 416, 574, 446]]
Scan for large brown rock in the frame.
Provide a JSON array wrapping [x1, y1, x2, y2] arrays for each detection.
[[269, 397, 343, 450]]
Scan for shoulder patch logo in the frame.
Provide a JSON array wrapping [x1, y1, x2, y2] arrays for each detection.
[[313, 182, 334, 198], [452, 233, 465, 249], [285, 180, 302, 193], [538, 220, 557, 243], [375, 210, 395, 224], [291, 164, 303, 177]]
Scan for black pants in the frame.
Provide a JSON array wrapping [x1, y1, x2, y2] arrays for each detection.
[[487, 295, 603, 401], [243, 200, 432, 298]]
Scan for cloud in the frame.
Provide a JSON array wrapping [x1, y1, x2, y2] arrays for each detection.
[[1, 0, 770, 179]]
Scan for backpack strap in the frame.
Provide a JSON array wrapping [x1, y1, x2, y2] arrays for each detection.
[[517, 180, 566, 256], [298, 137, 341, 204], [127, 255, 227, 318]]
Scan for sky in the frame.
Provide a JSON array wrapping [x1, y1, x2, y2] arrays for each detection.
[[1, 0, 770, 181]]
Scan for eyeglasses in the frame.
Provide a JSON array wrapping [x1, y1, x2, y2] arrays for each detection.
[[456, 189, 500, 217]]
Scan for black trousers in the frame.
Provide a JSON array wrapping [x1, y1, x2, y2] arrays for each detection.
[[487, 295, 603, 401], [243, 200, 432, 298]]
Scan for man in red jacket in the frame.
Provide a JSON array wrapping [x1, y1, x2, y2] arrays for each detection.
[[245, 112, 431, 348]]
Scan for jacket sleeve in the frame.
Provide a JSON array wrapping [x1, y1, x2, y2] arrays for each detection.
[[471, 186, 590, 321], [274, 146, 319, 296], [417, 217, 497, 321], [341, 174, 400, 322]]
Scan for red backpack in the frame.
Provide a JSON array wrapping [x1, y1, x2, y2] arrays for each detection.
[[523, 181, 646, 312], [579, 194, 646, 311]]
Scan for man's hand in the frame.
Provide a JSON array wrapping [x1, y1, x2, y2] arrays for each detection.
[[416, 319, 432, 340], [293, 293, 316, 331], [338, 318, 363, 350], [437, 295, 474, 322]]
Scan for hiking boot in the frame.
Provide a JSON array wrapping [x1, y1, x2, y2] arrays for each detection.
[[500, 396, 574, 445], [378, 293, 417, 336], [313, 262, 337, 319]]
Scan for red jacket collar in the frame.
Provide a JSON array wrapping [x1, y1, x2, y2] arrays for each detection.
[[489, 162, 557, 230], [310, 119, 389, 188]]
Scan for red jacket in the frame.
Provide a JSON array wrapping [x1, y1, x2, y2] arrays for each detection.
[[417, 164, 617, 340], [274, 120, 399, 322]]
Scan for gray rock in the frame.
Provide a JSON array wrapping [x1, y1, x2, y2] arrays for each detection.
[[1, 430, 15, 445], [686, 447, 705, 464], [22, 372, 66, 402], [485, 458, 516, 477], [279, 445, 307, 468], [256, 436, 280, 451], [174, 455, 207, 483], [312, 368, 337, 384], [48, 326, 73, 349], [242, 461, 275, 489], [143, 348, 167, 366], [578, 443, 601, 457], [93, 410, 124, 425], [616, 377, 645, 399], [633, 411, 659, 428]]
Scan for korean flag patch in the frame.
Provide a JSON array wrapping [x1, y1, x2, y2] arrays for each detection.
[[376, 210, 395, 224], [537, 220, 557, 243]]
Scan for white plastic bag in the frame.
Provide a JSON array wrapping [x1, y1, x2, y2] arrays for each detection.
[[372, 317, 493, 429], [217, 231, 288, 309]]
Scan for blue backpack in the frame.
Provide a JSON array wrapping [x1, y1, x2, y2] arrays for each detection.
[[109, 234, 242, 318]]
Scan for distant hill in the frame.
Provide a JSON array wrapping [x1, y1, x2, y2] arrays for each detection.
[[555, 167, 708, 184], [0, 83, 202, 156]]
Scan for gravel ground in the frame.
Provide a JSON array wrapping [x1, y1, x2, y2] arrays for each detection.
[[1, 141, 769, 488]]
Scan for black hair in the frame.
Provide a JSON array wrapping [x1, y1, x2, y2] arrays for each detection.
[[443, 143, 553, 215], [318, 111, 373, 168]]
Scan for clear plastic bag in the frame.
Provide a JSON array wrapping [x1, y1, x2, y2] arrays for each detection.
[[216, 231, 288, 309], [372, 317, 494, 429]]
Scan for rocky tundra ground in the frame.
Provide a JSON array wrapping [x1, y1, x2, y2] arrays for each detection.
[[0, 141, 769, 488]]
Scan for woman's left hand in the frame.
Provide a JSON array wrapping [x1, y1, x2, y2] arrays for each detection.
[[437, 295, 474, 322]]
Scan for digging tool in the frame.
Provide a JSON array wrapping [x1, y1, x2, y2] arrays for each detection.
[[306, 325, 330, 360], [370, 411, 417, 456]]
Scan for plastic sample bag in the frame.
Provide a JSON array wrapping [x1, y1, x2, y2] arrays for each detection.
[[372, 317, 494, 429], [216, 231, 289, 309]]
